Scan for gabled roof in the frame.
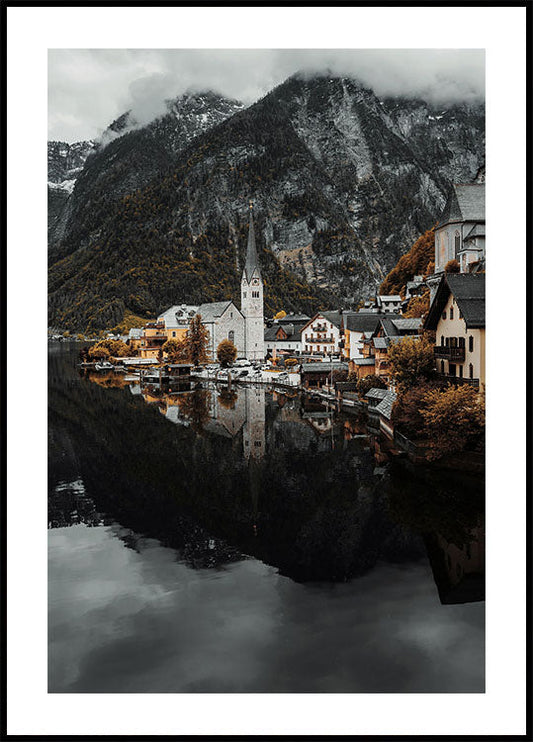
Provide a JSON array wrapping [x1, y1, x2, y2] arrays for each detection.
[[197, 301, 242, 322], [373, 337, 389, 350], [365, 388, 389, 400], [424, 273, 485, 330], [439, 183, 485, 225], [322, 311, 342, 328], [391, 317, 423, 332], [243, 208, 261, 282], [158, 304, 199, 328], [375, 391, 397, 420], [344, 313, 382, 334], [278, 313, 310, 324]]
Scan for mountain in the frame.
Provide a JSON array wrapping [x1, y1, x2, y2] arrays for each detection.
[[48, 75, 484, 332], [48, 140, 94, 243]]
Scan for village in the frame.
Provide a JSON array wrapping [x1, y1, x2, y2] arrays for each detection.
[[74, 183, 485, 469]]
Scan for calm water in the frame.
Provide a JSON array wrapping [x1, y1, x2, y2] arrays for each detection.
[[48, 343, 485, 692]]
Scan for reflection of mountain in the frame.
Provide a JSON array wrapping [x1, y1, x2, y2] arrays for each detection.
[[49, 346, 480, 584]]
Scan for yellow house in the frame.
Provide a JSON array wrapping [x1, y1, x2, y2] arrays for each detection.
[[423, 273, 485, 388], [138, 322, 168, 359], [157, 304, 199, 343]]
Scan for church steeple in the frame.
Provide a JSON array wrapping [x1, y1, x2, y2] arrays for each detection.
[[241, 200, 264, 361], [243, 201, 261, 282]]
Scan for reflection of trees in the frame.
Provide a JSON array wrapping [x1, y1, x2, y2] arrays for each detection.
[[176, 388, 211, 434], [385, 461, 484, 548], [217, 389, 237, 410], [50, 346, 489, 582]]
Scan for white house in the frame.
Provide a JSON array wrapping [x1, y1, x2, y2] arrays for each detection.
[[301, 311, 342, 358]]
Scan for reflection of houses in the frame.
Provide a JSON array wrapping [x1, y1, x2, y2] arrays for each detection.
[[425, 523, 485, 604], [264, 314, 310, 358], [301, 311, 342, 357], [423, 273, 485, 389]]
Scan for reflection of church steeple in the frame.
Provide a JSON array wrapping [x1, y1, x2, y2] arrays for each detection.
[[243, 386, 266, 461]]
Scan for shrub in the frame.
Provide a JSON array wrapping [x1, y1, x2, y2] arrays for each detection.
[[217, 339, 238, 367]]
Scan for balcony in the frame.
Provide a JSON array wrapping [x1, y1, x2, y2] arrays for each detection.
[[434, 345, 465, 362], [436, 374, 480, 390]]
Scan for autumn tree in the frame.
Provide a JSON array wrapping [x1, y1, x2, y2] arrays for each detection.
[[357, 374, 387, 397], [404, 289, 430, 318], [87, 344, 110, 360], [177, 388, 212, 434], [391, 379, 444, 439], [162, 338, 188, 363], [217, 338, 238, 367], [444, 258, 460, 273], [90, 338, 130, 358], [420, 385, 485, 460], [274, 310, 287, 320], [187, 314, 210, 367], [388, 335, 435, 392], [379, 227, 435, 296]]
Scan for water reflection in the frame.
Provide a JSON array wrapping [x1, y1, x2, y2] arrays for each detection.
[[48, 345, 485, 692]]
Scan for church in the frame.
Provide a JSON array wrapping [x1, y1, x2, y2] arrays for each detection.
[[155, 203, 265, 361]]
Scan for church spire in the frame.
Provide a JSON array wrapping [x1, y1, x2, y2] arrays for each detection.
[[243, 200, 261, 282]]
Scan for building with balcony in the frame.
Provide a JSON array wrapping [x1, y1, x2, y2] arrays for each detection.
[[423, 273, 485, 389], [264, 313, 310, 359], [301, 311, 342, 358]]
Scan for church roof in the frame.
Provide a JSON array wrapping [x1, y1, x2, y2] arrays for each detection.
[[439, 183, 485, 225], [243, 208, 262, 282], [197, 301, 241, 322]]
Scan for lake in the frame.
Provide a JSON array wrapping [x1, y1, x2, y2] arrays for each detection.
[[48, 343, 485, 693]]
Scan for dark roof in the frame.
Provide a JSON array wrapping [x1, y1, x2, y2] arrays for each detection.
[[322, 311, 342, 328], [344, 313, 381, 333], [463, 222, 485, 241], [301, 362, 348, 373], [375, 391, 397, 420], [424, 273, 485, 330], [352, 357, 375, 366], [278, 313, 310, 324], [439, 183, 485, 225], [391, 318, 423, 332], [365, 388, 389, 400], [243, 209, 261, 281]]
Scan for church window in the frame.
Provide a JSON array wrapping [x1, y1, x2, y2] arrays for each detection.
[[455, 230, 460, 253], [442, 311, 447, 320], [243, 292, 247, 298], [228, 331, 234, 343]]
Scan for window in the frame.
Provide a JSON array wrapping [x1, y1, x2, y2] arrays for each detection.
[[252, 291, 259, 298], [455, 230, 460, 253], [469, 363, 474, 379], [442, 311, 447, 320], [441, 336, 445, 346], [459, 365, 463, 378], [172, 331, 176, 337], [469, 335, 474, 352], [243, 292, 247, 298], [230, 312, 233, 318], [228, 331, 234, 343], [441, 360, 445, 373], [459, 337, 465, 349], [450, 307, 454, 320]]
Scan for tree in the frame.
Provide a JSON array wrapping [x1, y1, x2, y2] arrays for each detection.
[[404, 289, 430, 318], [391, 379, 443, 439], [420, 384, 485, 460], [444, 258, 460, 273], [162, 338, 188, 363], [217, 338, 237, 367], [357, 374, 387, 397], [274, 310, 287, 320], [379, 227, 435, 296], [284, 358, 298, 368], [388, 335, 435, 392], [187, 314, 210, 367], [88, 344, 110, 360]]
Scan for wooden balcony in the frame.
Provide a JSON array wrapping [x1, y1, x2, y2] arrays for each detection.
[[434, 345, 465, 362], [436, 374, 480, 390]]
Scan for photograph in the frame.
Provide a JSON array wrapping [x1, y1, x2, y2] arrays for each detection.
[[4, 3, 528, 738], [47, 48, 486, 693]]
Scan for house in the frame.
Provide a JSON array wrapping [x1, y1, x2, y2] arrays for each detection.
[[264, 313, 310, 358], [157, 304, 199, 342], [365, 389, 397, 439], [128, 328, 143, 353], [423, 273, 485, 389], [342, 312, 386, 361], [434, 183, 485, 275], [349, 316, 423, 383], [376, 295, 402, 313], [138, 321, 168, 359], [301, 311, 342, 358], [300, 361, 348, 390]]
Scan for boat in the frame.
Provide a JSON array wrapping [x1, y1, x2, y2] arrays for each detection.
[[94, 361, 114, 371]]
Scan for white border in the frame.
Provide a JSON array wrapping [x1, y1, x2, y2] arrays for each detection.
[[6, 4, 527, 737]]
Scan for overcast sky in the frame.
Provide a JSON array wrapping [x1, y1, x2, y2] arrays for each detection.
[[48, 49, 485, 143]]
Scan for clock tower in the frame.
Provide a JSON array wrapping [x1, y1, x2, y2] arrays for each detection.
[[241, 202, 265, 361]]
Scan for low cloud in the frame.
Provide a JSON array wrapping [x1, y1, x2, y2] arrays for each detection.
[[49, 49, 484, 143]]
